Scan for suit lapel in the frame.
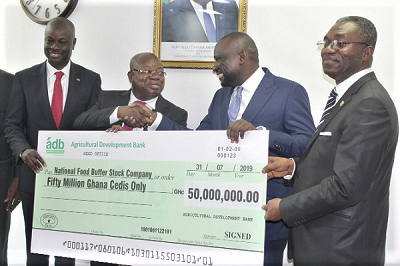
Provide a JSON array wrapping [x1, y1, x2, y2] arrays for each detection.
[[242, 68, 278, 123], [302, 72, 377, 155], [34, 62, 57, 128], [179, 0, 208, 42], [213, 2, 226, 40], [155, 94, 168, 113], [220, 87, 234, 129], [117, 90, 131, 106], [61, 62, 81, 128]]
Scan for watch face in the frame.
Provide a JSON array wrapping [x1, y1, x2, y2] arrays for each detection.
[[20, 0, 78, 24]]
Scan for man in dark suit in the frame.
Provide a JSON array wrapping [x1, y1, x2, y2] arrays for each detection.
[[73, 52, 187, 131], [4, 18, 101, 265], [162, 0, 238, 42], [262, 16, 398, 266], [0, 69, 19, 266], [129, 32, 315, 266]]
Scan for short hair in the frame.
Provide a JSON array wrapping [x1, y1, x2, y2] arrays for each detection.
[[46, 17, 75, 38], [336, 16, 377, 48], [130, 52, 161, 69], [220, 32, 259, 65]]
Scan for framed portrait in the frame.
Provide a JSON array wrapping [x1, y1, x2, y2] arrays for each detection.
[[153, 0, 247, 69]]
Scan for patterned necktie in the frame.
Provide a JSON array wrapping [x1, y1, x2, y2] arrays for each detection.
[[123, 100, 147, 131], [318, 87, 338, 127], [52, 71, 64, 129], [228, 86, 244, 125], [202, 4, 216, 42]]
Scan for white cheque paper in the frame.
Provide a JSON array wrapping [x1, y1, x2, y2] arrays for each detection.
[[32, 130, 269, 265]]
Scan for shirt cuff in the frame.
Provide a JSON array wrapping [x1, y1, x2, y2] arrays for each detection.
[[283, 158, 296, 180], [109, 107, 120, 124], [147, 112, 162, 131]]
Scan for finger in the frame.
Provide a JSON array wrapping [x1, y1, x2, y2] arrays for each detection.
[[35, 154, 47, 168], [9, 199, 20, 213], [239, 124, 252, 140]]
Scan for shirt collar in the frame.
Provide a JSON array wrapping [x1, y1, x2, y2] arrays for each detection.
[[46, 60, 71, 78], [129, 91, 158, 110], [335, 68, 373, 100], [240, 67, 264, 93]]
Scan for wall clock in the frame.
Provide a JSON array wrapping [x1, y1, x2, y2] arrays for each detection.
[[20, 0, 78, 25]]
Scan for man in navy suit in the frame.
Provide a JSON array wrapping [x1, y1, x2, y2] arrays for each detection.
[[4, 18, 101, 265], [162, 0, 239, 42], [125, 32, 315, 266]]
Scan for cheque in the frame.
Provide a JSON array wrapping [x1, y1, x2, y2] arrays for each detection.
[[32, 130, 269, 265]]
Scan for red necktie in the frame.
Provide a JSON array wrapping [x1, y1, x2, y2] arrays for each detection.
[[123, 100, 146, 131], [52, 71, 64, 129]]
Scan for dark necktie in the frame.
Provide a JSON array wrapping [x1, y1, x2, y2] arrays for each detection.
[[228, 86, 244, 125], [52, 71, 64, 129], [318, 87, 338, 127], [202, 4, 216, 42], [123, 100, 147, 131]]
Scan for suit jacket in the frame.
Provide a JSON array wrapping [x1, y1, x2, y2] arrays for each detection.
[[0, 69, 14, 265], [162, 0, 239, 42], [280, 72, 399, 265], [158, 67, 316, 240], [73, 89, 188, 130], [4, 61, 102, 193]]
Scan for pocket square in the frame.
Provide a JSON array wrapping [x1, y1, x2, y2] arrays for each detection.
[[320, 131, 332, 136]]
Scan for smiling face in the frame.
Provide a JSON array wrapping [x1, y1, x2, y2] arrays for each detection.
[[212, 38, 243, 87], [128, 53, 165, 101], [321, 21, 370, 84], [44, 19, 76, 70]]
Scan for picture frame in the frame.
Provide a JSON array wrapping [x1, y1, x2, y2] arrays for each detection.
[[153, 0, 247, 69]]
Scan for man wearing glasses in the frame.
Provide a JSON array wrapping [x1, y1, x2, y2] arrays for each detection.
[[73, 52, 188, 131], [262, 16, 398, 265]]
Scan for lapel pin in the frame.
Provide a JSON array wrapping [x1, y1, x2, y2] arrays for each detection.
[[340, 101, 344, 106], [76, 78, 80, 81]]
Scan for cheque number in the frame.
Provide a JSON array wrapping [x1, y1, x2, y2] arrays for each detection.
[[187, 188, 259, 204]]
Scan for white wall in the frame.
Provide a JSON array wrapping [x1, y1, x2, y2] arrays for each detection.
[[1, 0, 400, 265]]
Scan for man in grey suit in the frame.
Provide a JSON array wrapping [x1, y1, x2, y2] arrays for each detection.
[[262, 16, 398, 266], [0, 69, 19, 266], [4, 18, 101, 265], [73, 52, 188, 131]]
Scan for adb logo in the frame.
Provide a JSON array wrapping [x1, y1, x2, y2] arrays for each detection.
[[46, 137, 65, 154]]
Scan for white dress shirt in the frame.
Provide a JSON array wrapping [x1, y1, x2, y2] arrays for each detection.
[[109, 91, 158, 131], [190, 0, 217, 37], [46, 60, 70, 111]]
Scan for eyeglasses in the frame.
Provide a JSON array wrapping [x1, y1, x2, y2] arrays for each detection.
[[316, 40, 370, 51], [131, 69, 167, 77]]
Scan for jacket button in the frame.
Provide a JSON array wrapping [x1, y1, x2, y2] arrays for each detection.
[[274, 144, 282, 151]]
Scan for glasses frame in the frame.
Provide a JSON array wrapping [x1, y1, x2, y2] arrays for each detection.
[[130, 68, 167, 77], [316, 40, 370, 51]]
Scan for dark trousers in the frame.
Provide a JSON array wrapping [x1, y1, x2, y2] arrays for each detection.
[[21, 191, 75, 266], [264, 238, 287, 266], [0, 196, 10, 266]]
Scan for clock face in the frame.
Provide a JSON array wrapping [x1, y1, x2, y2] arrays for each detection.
[[20, 0, 78, 24]]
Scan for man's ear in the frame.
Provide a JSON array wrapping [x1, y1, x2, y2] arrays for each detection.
[[362, 46, 374, 61], [239, 50, 248, 65], [127, 71, 133, 83]]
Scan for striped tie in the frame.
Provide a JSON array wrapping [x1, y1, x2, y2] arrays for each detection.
[[318, 88, 338, 127]]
